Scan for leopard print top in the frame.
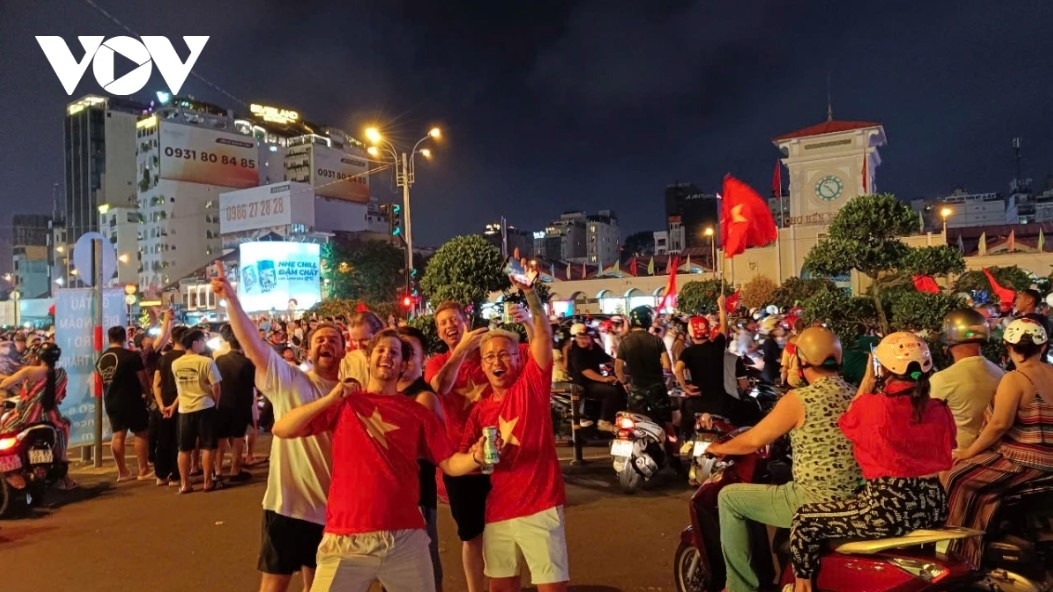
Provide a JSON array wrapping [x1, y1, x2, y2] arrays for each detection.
[[790, 376, 862, 501]]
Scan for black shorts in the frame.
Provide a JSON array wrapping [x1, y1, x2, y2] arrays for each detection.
[[214, 406, 251, 439], [258, 510, 325, 575], [443, 473, 491, 541], [106, 401, 149, 434], [178, 407, 219, 451]]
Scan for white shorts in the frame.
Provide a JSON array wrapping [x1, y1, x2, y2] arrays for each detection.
[[310, 529, 434, 592], [483, 506, 569, 584]]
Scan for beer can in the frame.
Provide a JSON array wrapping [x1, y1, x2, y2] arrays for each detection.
[[502, 302, 516, 324], [482, 426, 501, 468]]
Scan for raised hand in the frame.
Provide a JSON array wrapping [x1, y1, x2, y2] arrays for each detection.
[[211, 260, 234, 299]]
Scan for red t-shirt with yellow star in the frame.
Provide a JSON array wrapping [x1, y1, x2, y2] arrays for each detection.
[[460, 355, 566, 523], [307, 392, 453, 535]]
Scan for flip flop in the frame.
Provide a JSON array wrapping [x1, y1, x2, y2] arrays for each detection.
[[116, 474, 135, 483], [202, 481, 224, 493], [178, 485, 193, 494]]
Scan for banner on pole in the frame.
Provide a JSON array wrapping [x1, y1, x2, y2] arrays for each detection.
[[54, 288, 127, 448]]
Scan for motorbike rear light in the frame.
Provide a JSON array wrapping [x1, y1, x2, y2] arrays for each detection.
[[0, 437, 16, 451], [888, 557, 949, 583], [617, 417, 635, 430]]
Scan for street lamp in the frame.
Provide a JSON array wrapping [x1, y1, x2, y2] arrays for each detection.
[[11, 290, 20, 328], [364, 125, 441, 297], [940, 207, 953, 235], [704, 227, 716, 273]]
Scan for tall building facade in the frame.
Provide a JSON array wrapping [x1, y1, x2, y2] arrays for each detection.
[[483, 220, 533, 258], [63, 95, 144, 241], [664, 184, 719, 251], [534, 210, 618, 263], [12, 214, 52, 298]]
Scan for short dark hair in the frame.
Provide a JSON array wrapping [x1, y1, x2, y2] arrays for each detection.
[[397, 326, 427, 353], [306, 322, 346, 349], [1020, 289, 1042, 305], [349, 311, 384, 333], [434, 301, 466, 320], [171, 325, 189, 345], [108, 326, 127, 344], [180, 329, 205, 349], [367, 328, 412, 362]]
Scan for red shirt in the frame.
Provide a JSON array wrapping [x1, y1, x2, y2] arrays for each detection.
[[839, 385, 956, 480], [460, 355, 566, 523], [308, 392, 453, 535]]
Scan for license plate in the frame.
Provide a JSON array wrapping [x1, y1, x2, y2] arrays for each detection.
[[29, 449, 53, 465], [610, 439, 634, 457], [693, 441, 711, 457], [0, 454, 22, 472]]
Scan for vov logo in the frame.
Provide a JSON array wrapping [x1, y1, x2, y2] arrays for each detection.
[[36, 36, 209, 96]]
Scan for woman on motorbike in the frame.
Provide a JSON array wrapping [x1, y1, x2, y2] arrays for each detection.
[[787, 332, 955, 592], [944, 317, 1053, 567], [0, 343, 77, 489]]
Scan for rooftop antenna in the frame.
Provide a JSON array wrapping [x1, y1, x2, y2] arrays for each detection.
[[826, 72, 833, 121], [1012, 137, 1023, 183]]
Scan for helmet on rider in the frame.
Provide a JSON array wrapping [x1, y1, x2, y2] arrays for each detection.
[[874, 332, 933, 379], [569, 323, 588, 337], [687, 316, 711, 340], [1003, 317, 1048, 346], [629, 306, 654, 329], [795, 326, 842, 368], [941, 309, 990, 346]]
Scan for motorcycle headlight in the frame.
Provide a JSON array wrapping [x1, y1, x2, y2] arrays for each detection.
[[0, 436, 17, 451]]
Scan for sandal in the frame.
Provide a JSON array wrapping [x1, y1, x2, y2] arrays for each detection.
[[202, 480, 224, 493], [178, 485, 193, 494]]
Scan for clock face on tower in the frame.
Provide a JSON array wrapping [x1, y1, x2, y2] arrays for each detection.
[[815, 175, 844, 201]]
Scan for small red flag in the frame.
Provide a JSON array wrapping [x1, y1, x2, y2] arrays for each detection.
[[355, 302, 369, 313], [862, 155, 869, 193], [912, 275, 941, 294], [1007, 229, 1016, 252], [721, 174, 778, 258], [656, 256, 679, 312], [725, 290, 741, 313], [772, 160, 782, 200], [629, 258, 638, 276], [982, 267, 1016, 306]]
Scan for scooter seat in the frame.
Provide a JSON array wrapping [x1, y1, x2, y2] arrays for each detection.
[[834, 527, 983, 555]]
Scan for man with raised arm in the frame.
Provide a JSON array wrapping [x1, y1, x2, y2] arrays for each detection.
[[273, 329, 486, 591], [211, 262, 342, 592], [459, 272, 569, 592]]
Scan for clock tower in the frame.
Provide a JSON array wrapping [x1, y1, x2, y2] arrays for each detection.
[[773, 118, 886, 225]]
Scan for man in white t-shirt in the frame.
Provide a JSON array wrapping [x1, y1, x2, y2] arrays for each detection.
[[211, 263, 343, 592], [172, 329, 222, 493], [931, 309, 1004, 451], [338, 311, 383, 384]]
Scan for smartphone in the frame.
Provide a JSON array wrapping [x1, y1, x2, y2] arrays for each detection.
[[870, 344, 882, 378], [503, 256, 538, 287]]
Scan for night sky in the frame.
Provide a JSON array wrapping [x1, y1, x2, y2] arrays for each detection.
[[2, 0, 1052, 269]]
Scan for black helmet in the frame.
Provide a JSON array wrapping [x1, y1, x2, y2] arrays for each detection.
[[38, 342, 62, 366], [629, 306, 654, 329]]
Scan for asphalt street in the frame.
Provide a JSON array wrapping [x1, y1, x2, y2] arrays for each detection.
[[0, 439, 693, 592]]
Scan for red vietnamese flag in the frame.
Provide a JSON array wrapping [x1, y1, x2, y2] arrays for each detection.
[[721, 174, 779, 258], [725, 290, 741, 313], [912, 275, 941, 294], [629, 257, 638, 276], [656, 256, 680, 312], [772, 160, 782, 200], [982, 268, 1016, 306]]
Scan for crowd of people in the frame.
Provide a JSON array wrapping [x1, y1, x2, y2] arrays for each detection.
[[2, 273, 1051, 591]]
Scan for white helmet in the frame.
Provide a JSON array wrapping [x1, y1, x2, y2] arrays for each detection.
[[1004, 318, 1048, 345], [874, 331, 933, 377], [569, 323, 588, 337], [766, 305, 779, 315]]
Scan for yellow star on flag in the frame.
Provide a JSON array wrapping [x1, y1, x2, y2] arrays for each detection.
[[730, 204, 748, 224], [357, 408, 399, 449], [458, 374, 491, 408], [498, 415, 521, 448]]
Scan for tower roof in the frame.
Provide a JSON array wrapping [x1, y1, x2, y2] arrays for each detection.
[[773, 119, 882, 142]]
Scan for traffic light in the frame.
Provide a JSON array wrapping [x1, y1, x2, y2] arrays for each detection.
[[401, 295, 412, 309], [391, 204, 402, 236]]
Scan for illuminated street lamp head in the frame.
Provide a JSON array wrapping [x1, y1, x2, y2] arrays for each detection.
[[367, 146, 380, 157], [940, 207, 953, 219], [704, 227, 714, 237], [365, 127, 382, 144], [428, 127, 441, 139], [419, 148, 432, 159], [118, 253, 130, 264]]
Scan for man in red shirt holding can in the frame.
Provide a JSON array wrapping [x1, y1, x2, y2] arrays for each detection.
[[273, 328, 487, 591], [461, 272, 569, 591]]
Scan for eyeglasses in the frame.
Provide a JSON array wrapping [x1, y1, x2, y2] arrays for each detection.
[[482, 351, 519, 365]]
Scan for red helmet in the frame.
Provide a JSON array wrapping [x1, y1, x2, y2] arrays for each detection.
[[688, 316, 711, 340]]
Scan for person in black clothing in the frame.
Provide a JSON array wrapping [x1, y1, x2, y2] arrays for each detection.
[[566, 323, 625, 432], [615, 306, 673, 428], [397, 326, 446, 592], [151, 325, 187, 485], [675, 296, 735, 438], [760, 325, 785, 385], [215, 327, 256, 483], [97, 326, 152, 482]]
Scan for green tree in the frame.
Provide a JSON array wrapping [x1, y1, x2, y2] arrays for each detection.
[[421, 235, 507, 316], [322, 239, 405, 306], [741, 276, 778, 310], [677, 279, 732, 314], [953, 266, 1034, 304], [804, 194, 965, 333], [620, 231, 656, 262], [800, 289, 877, 344], [406, 314, 444, 355], [771, 276, 836, 308], [887, 291, 966, 333], [312, 299, 400, 323]]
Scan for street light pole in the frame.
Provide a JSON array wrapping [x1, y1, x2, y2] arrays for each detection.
[[401, 151, 413, 295]]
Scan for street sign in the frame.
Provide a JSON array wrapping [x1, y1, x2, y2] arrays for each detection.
[[72, 232, 117, 286]]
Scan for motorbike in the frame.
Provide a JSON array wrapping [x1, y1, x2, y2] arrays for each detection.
[[610, 409, 669, 494], [686, 414, 735, 487], [0, 421, 68, 517]]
